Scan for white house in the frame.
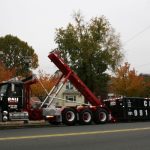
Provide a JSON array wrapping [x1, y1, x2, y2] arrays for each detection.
[[56, 80, 85, 106]]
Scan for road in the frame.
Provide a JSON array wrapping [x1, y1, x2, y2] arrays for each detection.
[[0, 122, 150, 150]]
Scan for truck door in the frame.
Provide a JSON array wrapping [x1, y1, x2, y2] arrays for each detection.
[[7, 83, 23, 111]]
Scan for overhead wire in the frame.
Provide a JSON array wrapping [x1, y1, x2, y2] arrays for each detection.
[[123, 25, 150, 72], [123, 25, 150, 45]]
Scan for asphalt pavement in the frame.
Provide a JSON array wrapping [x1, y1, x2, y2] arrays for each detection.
[[0, 121, 150, 150]]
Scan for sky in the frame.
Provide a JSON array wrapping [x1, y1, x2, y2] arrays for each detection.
[[0, 0, 150, 75]]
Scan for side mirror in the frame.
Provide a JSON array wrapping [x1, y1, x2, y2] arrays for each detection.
[[0, 93, 4, 97]]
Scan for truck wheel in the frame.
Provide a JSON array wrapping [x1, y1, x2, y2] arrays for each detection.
[[94, 108, 108, 124], [62, 108, 77, 126], [79, 109, 92, 125]]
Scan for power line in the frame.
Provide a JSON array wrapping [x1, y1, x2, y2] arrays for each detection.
[[124, 25, 150, 45], [123, 25, 150, 73]]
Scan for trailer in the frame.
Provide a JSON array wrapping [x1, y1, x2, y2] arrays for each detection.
[[41, 50, 113, 125]]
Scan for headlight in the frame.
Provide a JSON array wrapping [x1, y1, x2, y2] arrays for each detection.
[[3, 111, 8, 116], [3, 116, 8, 122]]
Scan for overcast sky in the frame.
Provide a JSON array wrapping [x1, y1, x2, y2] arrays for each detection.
[[0, 0, 150, 75]]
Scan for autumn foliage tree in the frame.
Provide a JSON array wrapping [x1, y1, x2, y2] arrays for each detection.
[[140, 74, 150, 97], [0, 62, 15, 82], [110, 62, 145, 97], [31, 71, 59, 100]]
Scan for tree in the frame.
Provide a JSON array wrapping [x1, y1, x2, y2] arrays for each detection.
[[31, 70, 59, 100], [0, 34, 38, 76], [110, 62, 145, 97], [55, 12, 123, 97], [140, 74, 150, 97], [0, 62, 15, 82]]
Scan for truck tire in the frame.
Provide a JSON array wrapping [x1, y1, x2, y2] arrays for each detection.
[[93, 108, 108, 124], [79, 109, 92, 125], [62, 108, 77, 126]]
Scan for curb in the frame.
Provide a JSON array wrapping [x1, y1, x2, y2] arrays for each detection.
[[0, 120, 49, 130]]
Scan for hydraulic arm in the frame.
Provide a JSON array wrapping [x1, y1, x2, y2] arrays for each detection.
[[48, 51, 103, 106]]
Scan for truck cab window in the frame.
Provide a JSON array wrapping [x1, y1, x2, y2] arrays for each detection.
[[9, 84, 22, 97], [14, 85, 22, 97], [0, 84, 8, 96]]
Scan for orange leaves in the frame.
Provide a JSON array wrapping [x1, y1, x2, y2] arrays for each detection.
[[111, 62, 145, 97], [31, 71, 59, 100], [0, 62, 16, 82]]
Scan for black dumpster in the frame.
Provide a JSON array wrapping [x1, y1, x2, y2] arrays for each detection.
[[104, 97, 150, 121]]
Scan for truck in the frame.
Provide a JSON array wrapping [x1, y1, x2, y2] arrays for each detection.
[[0, 50, 113, 125], [0, 50, 149, 125], [0, 76, 36, 122]]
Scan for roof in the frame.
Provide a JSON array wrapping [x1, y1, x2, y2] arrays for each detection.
[[63, 89, 80, 95], [0, 80, 23, 85]]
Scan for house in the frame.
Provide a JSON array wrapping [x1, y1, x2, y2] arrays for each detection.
[[56, 80, 85, 106]]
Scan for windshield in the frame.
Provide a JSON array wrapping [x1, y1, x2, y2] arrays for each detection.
[[0, 84, 8, 95]]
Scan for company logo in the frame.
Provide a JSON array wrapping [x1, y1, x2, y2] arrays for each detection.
[[8, 97, 19, 103]]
